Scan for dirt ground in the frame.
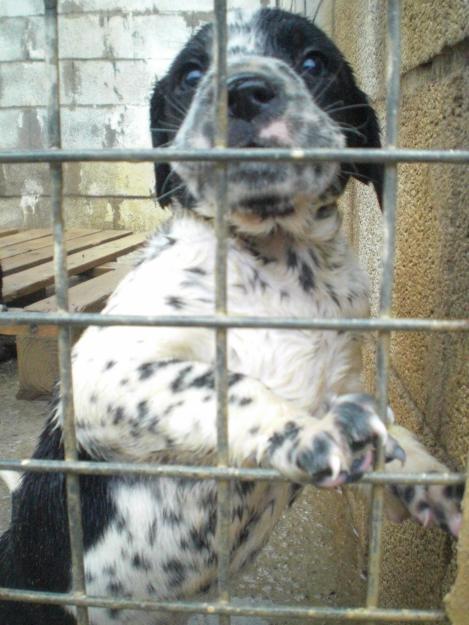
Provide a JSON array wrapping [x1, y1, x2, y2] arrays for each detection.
[[0, 358, 364, 625]]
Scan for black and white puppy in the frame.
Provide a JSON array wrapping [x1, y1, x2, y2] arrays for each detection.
[[0, 9, 463, 625]]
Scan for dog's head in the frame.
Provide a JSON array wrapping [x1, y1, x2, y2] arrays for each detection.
[[150, 8, 382, 237]]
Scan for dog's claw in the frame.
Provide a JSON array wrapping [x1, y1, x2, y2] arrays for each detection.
[[385, 438, 406, 465]]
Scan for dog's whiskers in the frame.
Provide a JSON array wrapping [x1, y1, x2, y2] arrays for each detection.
[[150, 126, 179, 134], [155, 181, 186, 205]]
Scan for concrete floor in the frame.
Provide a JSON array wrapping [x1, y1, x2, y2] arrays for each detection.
[[0, 358, 365, 625]]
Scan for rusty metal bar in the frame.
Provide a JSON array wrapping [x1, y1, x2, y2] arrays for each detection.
[[0, 458, 465, 486], [0, 310, 467, 332], [44, 2, 89, 624], [213, 2, 231, 624], [0, 587, 449, 622], [0, 147, 467, 163], [367, 0, 401, 610]]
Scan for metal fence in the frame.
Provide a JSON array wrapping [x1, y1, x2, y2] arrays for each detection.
[[0, 0, 468, 623]]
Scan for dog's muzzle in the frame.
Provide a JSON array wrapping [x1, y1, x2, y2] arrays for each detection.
[[172, 58, 345, 220]]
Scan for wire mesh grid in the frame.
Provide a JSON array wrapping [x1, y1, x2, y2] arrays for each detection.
[[0, 0, 468, 623]]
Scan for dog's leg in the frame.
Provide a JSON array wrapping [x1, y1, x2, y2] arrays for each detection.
[[73, 359, 401, 484], [383, 425, 464, 537]]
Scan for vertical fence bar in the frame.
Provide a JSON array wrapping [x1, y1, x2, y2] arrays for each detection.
[[44, 2, 89, 624], [366, 0, 401, 610], [213, 1, 231, 624]]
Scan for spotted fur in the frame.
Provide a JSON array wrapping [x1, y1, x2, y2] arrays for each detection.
[[0, 9, 463, 625]]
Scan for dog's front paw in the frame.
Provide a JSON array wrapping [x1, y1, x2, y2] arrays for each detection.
[[268, 394, 401, 487], [389, 480, 464, 538], [384, 426, 465, 538]]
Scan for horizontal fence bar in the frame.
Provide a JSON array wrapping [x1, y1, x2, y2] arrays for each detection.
[[0, 458, 465, 485], [0, 587, 447, 621], [0, 147, 467, 164], [0, 311, 467, 332]]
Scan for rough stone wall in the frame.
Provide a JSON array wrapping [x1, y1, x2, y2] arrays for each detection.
[[282, 0, 469, 619], [0, 0, 271, 232]]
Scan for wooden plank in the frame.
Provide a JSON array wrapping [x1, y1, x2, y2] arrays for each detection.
[[3, 230, 133, 275], [0, 323, 59, 339], [27, 266, 127, 313], [0, 268, 126, 338], [0, 229, 52, 248], [0, 229, 19, 238], [15, 268, 130, 398], [0, 229, 101, 260], [3, 232, 146, 302]]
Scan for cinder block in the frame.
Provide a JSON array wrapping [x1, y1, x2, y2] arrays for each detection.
[[59, 59, 156, 105], [0, 199, 25, 228], [0, 62, 48, 107], [61, 104, 151, 148], [0, 197, 52, 228], [0, 0, 43, 17], [0, 163, 51, 197], [59, 0, 213, 13], [59, 13, 190, 61], [63, 196, 166, 232], [0, 17, 45, 61], [400, 0, 469, 74], [0, 108, 49, 149], [63, 161, 155, 197]]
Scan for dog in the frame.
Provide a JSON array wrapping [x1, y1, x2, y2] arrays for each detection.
[[0, 8, 464, 625]]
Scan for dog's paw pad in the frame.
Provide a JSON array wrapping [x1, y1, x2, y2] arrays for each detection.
[[390, 481, 465, 538]]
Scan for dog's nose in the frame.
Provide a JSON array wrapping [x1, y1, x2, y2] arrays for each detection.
[[228, 75, 277, 122]]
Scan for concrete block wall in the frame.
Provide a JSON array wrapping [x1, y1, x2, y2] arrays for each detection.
[[0, 0, 273, 232], [281, 0, 469, 617]]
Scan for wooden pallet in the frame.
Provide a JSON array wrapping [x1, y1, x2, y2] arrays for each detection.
[[0, 228, 147, 398]]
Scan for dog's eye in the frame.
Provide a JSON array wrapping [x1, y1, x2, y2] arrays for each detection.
[[182, 66, 204, 88], [301, 52, 327, 76]]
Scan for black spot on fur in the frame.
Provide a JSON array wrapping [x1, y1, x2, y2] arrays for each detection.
[[113, 406, 126, 425], [171, 365, 194, 392], [287, 248, 298, 269], [137, 359, 180, 381], [228, 372, 244, 387], [132, 553, 152, 571], [443, 483, 465, 501], [103, 564, 117, 577], [186, 266, 206, 275], [162, 559, 187, 587], [147, 520, 158, 546], [162, 510, 183, 526], [163, 400, 184, 416], [402, 486, 415, 504], [299, 261, 315, 292], [104, 360, 116, 371], [326, 282, 340, 306], [107, 580, 124, 595], [190, 369, 215, 390], [137, 400, 148, 419], [268, 421, 300, 453], [166, 295, 185, 310]]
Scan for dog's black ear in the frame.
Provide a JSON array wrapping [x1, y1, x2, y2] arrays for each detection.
[[343, 85, 384, 209], [150, 76, 174, 208]]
